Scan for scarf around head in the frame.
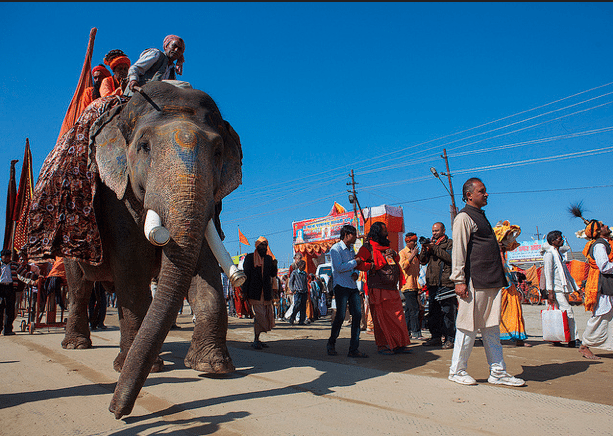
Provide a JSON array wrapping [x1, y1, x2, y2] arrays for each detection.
[[92, 65, 111, 78], [109, 56, 131, 70], [163, 34, 185, 75], [253, 236, 268, 268]]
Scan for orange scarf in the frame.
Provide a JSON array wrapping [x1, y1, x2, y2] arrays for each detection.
[[369, 241, 406, 289], [582, 238, 613, 311]]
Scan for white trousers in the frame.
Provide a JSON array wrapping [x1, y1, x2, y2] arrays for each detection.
[[449, 326, 505, 375], [554, 292, 577, 341], [582, 307, 613, 350]]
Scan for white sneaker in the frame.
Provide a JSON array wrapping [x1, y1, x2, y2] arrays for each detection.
[[488, 372, 525, 386], [448, 370, 477, 385]]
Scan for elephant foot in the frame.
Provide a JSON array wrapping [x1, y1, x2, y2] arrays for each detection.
[[61, 335, 92, 350], [114, 352, 164, 373], [109, 394, 134, 419], [184, 344, 235, 374]]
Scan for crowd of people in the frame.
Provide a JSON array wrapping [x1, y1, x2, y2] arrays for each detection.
[[225, 176, 613, 388]]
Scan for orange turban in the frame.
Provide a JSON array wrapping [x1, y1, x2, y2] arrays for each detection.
[[255, 237, 268, 248], [109, 56, 130, 71], [585, 221, 602, 239], [92, 65, 111, 77], [494, 220, 521, 252]]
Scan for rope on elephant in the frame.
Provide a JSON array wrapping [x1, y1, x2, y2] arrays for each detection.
[[27, 95, 128, 266]]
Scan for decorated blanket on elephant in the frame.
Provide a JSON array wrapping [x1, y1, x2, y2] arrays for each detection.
[[27, 95, 128, 266]]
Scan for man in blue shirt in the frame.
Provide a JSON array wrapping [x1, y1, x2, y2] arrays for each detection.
[[327, 225, 368, 358]]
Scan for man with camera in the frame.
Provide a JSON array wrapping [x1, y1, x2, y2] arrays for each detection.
[[419, 222, 456, 349]]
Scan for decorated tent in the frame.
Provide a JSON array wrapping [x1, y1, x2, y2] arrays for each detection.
[[292, 202, 404, 274], [362, 204, 405, 252], [292, 202, 361, 274]]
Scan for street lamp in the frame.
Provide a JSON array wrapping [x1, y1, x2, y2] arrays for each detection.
[[430, 164, 458, 227]]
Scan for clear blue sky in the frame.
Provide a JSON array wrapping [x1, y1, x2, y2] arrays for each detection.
[[2, 2, 613, 268]]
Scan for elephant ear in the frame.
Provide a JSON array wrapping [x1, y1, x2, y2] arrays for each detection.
[[94, 118, 129, 200], [215, 120, 243, 203]]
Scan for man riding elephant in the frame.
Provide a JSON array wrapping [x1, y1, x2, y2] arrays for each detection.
[[126, 34, 186, 96]]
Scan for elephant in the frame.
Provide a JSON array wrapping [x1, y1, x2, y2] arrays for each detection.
[[58, 81, 243, 418]]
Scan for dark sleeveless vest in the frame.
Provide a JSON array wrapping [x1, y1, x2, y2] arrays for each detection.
[[460, 205, 507, 289], [588, 238, 613, 296]]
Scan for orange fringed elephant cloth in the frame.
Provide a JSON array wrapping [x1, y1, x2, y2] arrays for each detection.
[[582, 239, 613, 312]]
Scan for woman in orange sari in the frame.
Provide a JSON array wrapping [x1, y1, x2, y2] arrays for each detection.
[[356, 222, 411, 355], [494, 221, 530, 347]]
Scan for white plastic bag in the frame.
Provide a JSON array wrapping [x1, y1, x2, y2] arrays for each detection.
[[541, 306, 570, 342]]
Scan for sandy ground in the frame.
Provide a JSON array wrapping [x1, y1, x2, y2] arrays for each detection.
[[1, 301, 612, 435]]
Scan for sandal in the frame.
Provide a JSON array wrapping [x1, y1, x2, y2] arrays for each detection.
[[347, 350, 368, 358], [377, 348, 395, 355], [393, 346, 412, 354], [251, 341, 263, 350]]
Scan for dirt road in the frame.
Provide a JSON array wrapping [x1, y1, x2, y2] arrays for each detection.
[[1, 303, 611, 435]]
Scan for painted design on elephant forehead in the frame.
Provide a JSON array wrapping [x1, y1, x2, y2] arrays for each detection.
[[162, 105, 196, 116]]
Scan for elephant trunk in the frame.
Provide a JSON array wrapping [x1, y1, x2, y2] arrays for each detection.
[[109, 199, 210, 419]]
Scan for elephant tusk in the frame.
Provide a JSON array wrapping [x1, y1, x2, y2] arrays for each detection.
[[144, 210, 170, 246], [205, 219, 247, 288]]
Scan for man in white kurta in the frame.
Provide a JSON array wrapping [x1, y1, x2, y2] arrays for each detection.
[[447, 178, 525, 387]]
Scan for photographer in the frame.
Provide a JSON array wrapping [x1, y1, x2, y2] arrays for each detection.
[[419, 222, 456, 349]]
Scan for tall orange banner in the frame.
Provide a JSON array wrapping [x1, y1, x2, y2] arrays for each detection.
[[13, 140, 34, 252]]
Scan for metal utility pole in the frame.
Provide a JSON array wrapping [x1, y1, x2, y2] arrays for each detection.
[[347, 170, 367, 236], [430, 149, 458, 229], [442, 149, 458, 222]]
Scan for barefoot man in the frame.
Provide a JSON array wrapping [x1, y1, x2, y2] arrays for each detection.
[[578, 220, 613, 359]]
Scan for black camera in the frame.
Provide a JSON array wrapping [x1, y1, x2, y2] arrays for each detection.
[[419, 236, 431, 245]]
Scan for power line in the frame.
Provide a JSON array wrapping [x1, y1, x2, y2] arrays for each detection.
[[222, 83, 613, 203]]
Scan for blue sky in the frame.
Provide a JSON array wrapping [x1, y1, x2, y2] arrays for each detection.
[[1, 2, 613, 267]]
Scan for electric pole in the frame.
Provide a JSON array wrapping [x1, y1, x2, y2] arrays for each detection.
[[442, 149, 458, 223], [430, 149, 458, 229], [347, 170, 367, 236]]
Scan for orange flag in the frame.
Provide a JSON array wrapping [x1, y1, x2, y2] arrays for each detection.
[[13, 139, 34, 252], [238, 228, 250, 246], [57, 28, 97, 142]]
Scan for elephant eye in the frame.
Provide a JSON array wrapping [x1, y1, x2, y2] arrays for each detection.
[[137, 140, 150, 153]]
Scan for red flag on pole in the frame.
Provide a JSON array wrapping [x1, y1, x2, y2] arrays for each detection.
[[238, 228, 250, 246], [13, 139, 34, 252], [3, 159, 18, 251], [57, 27, 97, 142]]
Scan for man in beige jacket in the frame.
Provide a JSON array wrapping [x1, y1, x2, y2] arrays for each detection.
[[447, 177, 525, 387]]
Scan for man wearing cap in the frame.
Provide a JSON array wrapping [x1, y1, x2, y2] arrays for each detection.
[[447, 177, 525, 386], [578, 221, 613, 359], [127, 35, 186, 95], [100, 49, 131, 97], [241, 237, 278, 350]]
